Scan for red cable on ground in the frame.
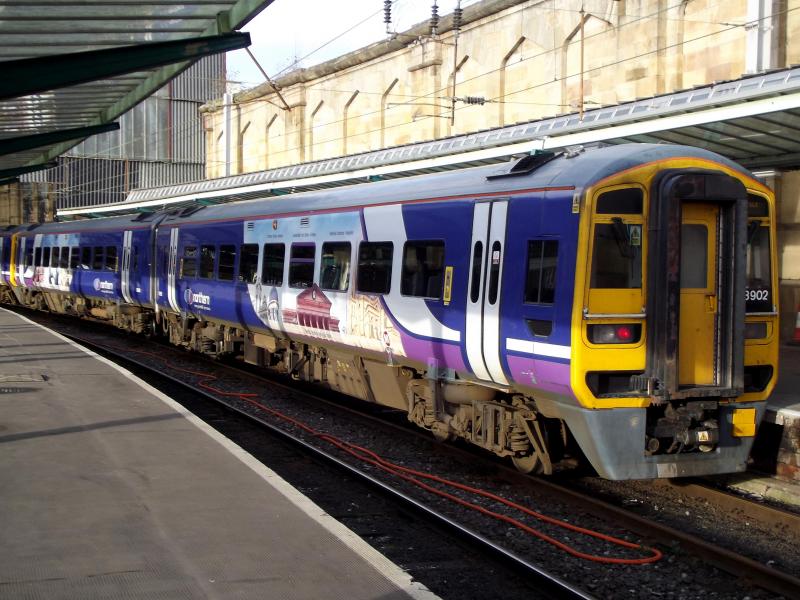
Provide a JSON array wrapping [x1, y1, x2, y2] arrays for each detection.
[[105, 341, 662, 565]]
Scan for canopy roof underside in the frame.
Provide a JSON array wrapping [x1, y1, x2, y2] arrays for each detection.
[[0, 0, 272, 180]]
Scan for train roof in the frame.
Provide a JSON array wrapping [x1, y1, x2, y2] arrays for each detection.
[[9, 144, 755, 235], [161, 143, 752, 225]]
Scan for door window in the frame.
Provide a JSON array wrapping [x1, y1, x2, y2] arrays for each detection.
[[746, 194, 772, 313], [680, 225, 708, 288]]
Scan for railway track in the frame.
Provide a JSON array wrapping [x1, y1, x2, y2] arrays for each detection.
[[26, 310, 800, 600]]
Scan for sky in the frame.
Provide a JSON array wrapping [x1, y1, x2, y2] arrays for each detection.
[[226, 0, 477, 90]]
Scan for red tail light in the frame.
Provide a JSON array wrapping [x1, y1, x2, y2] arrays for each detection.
[[588, 324, 642, 344]]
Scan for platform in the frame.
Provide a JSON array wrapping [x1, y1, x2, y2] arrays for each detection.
[[757, 344, 800, 483], [0, 308, 436, 600]]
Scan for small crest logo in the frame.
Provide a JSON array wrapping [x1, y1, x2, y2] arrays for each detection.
[[272, 219, 278, 230], [184, 288, 193, 304], [93, 278, 100, 291]]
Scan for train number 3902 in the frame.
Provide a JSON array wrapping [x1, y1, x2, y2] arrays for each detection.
[[745, 289, 769, 302]]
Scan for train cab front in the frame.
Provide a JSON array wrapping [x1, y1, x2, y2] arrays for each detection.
[[569, 162, 779, 480]]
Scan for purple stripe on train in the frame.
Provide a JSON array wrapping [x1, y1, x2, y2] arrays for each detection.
[[506, 355, 574, 397]]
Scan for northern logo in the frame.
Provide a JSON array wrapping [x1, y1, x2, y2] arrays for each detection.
[[93, 278, 114, 292], [184, 288, 210, 306]]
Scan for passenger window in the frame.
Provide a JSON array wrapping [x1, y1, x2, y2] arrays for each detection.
[[60, 247, 69, 269], [239, 244, 259, 284], [50, 247, 59, 268], [289, 243, 315, 288], [69, 247, 80, 270], [43, 247, 51, 268], [25, 247, 33, 269], [590, 221, 642, 288], [401, 241, 444, 298], [262, 243, 285, 286], [199, 245, 216, 279], [181, 246, 197, 278], [105, 246, 118, 272], [80, 247, 92, 270], [92, 247, 104, 270], [218, 245, 236, 281], [34, 247, 42, 268], [357, 242, 393, 294], [320, 242, 351, 291], [525, 240, 558, 304]]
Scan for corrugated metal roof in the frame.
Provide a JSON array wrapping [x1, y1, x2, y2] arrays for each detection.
[[59, 65, 800, 217], [0, 0, 274, 180]]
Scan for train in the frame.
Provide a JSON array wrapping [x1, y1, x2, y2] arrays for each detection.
[[0, 143, 779, 480]]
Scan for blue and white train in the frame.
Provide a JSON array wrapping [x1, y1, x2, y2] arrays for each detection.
[[0, 144, 779, 479]]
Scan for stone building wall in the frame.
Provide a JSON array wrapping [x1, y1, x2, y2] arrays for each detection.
[[202, 0, 762, 177]]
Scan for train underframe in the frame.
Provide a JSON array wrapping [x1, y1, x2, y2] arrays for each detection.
[[7, 287, 754, 478], [9, 287, 576, 474]]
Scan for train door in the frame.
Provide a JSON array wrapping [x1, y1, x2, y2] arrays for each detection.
[[465, 200, 509, 385], [678, 203, 719, 386], [167, 227, 179, 312], [646, 172, 746, 398], [121, 230, 133, 304]]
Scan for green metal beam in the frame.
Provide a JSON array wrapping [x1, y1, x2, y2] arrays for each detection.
[[0, 123, 120, 157], [1, 33, 250, 101], [0, 161, 57, 181], [34, 0, 276, 168]]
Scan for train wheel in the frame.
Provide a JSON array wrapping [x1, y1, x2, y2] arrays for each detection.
[[512, 452, 543, 475], [431, 422, 455, 443]]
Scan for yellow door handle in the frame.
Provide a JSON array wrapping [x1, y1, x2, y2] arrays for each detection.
[[705, 294, 717, 313]]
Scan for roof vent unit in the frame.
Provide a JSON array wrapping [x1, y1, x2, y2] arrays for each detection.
[[179, 204, 207, 218], [486, 150, 560, 180]]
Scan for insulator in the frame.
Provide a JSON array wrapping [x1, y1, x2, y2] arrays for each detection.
[[453, 5, 463, 31], [383, 0, 392, 25], [429, 1, 439, 35], [464, 96, 486, 105]]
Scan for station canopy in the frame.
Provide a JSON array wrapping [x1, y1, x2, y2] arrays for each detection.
[[58, 65, 800, 218], [0, 0, 275, 184]]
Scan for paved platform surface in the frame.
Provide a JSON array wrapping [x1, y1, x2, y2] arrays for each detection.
[[0, 308, 436, 600]]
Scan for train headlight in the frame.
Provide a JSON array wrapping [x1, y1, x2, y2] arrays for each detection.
[[588, 324, 641, 344]]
